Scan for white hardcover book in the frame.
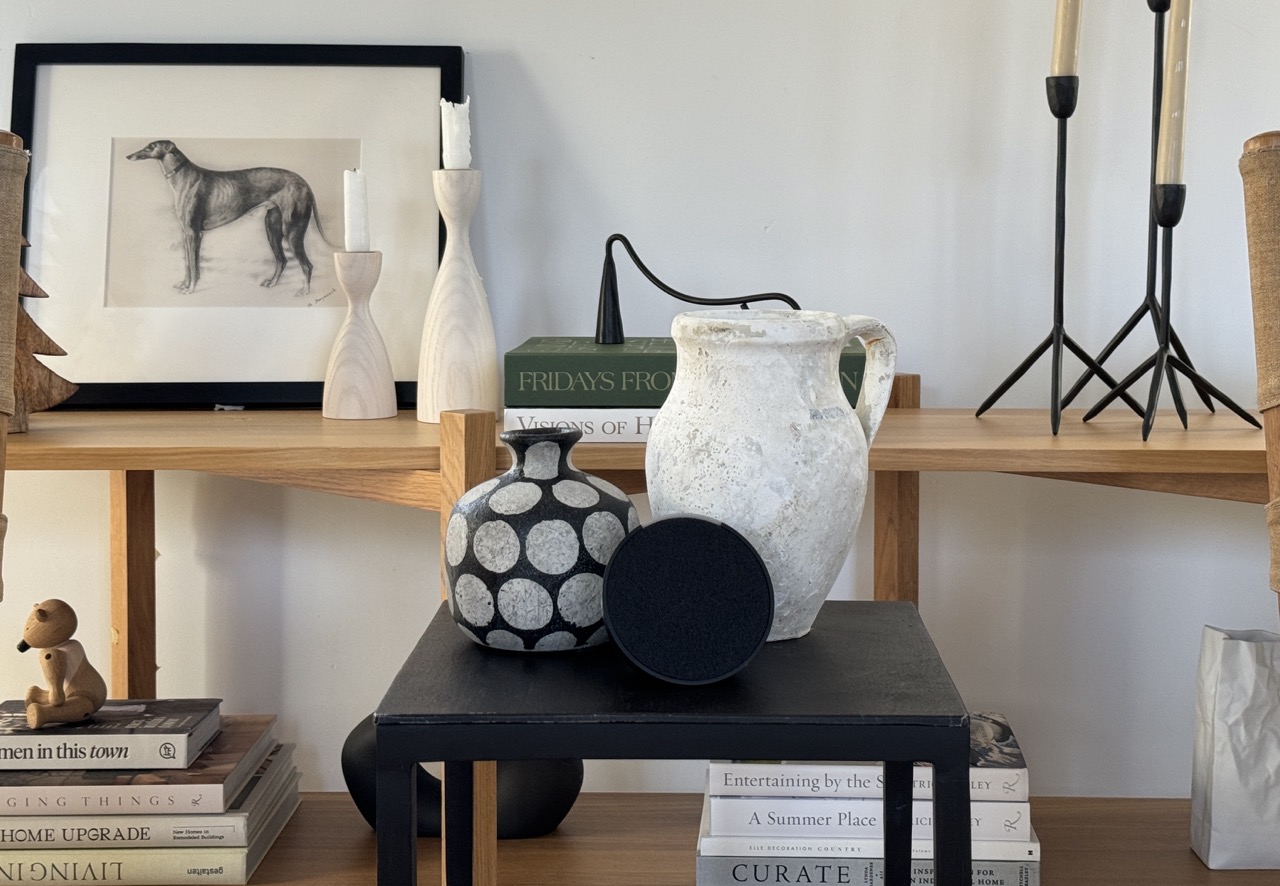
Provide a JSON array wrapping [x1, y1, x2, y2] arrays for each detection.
[[0, 699, 222, 770], [708, 760, 1028, 805], [708, 796, 1030, 842], [0, 775, 300, 884], [502, 407, 659, 442], [708, 713, 1029, 803], [698, 795, 1039, 858], [0, 715, 276, 816], [695, 853, 1040, 885], [0, 744, 294, 848]]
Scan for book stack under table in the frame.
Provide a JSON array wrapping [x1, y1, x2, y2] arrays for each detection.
[[0, 699, 298, 885], [697, 712, 1040, 886], [501, 335, 867, 441]]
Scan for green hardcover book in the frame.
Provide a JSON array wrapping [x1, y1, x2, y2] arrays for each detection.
[[504, 336, 866, 408]]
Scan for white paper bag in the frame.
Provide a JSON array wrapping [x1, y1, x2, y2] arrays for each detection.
[[1190, 624, 1280, 868]]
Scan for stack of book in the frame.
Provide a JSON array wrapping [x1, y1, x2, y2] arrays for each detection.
[[697, 712, 1039, 886], [502, 336, 867, 442], [0, 699, 297, 885]]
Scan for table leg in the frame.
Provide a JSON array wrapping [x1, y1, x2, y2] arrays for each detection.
[[109, 470, 157, 698], [883, 759, 913, 886], [443, 761, 475, 886], [932, 733, 973, 886], [375, 751, 420, 886]]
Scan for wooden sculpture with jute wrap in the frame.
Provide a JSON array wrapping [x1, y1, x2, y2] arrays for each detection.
[[0, 131, 30, 601], [1239, 131, 1280, 616]]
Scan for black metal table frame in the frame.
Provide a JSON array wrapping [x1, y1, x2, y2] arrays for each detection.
[[374, 602, 973, 886]]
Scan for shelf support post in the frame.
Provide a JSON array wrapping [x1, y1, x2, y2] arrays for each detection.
[[438, 410, 498, 886], [874, 375, 921, 604], [109, 469, 157, 698]]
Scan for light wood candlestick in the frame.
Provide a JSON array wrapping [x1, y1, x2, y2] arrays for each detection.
[[323, 251, 397, 420], [416, 169, 500, 424]]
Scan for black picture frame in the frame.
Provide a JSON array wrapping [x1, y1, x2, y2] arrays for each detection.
[[10, 42, 464, 409]]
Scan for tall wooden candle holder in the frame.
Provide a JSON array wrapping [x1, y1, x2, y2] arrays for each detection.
[[416, 169, 501, 424], [323, 251, 397, 420]]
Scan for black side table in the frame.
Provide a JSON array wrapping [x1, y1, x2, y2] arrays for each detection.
[[375, 600, 972, 886]]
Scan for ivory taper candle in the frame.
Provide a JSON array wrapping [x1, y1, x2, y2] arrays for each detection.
[[1156, 0, 1193, 185], [1050, 0, 1083, 77], [441, 96, 472, 170], [343, 168, 370, 251]]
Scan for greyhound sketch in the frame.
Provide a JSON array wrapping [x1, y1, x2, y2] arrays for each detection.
[[126, 140, 328, 295]]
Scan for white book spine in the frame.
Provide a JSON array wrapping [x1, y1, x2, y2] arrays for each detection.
[[0, 753, 294, 847], [0, 785, 221, 817], [708, 797, 1031, 842], [696, 832, 1041, 862], [502, 408, 658, 442], [708, 761, 1029, 803], [695, 854, 1040, 885], [0, 815, 248, 850], [0, 790, 298, 884], [0, 742, 187, 771]]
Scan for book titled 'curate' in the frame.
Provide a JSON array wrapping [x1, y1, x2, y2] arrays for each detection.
[[0, 699, 221, 770]]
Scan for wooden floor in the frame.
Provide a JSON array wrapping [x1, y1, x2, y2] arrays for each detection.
[[254, 792, 1277, 885]]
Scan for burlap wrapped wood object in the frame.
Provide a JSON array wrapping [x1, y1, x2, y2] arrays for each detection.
[[0, 133, 28, 601], [0, 139, 24, 416], [1240, 133, 1280, 595]]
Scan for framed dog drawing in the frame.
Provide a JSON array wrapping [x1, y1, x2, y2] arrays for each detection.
[[10, 43, 464, 408]]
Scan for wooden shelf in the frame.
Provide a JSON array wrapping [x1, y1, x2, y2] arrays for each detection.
[[871, 408, 1267, 502], [9, 404, 1260, 481], [257, 792, 1277, 885], [7, 401, 1272, 882]]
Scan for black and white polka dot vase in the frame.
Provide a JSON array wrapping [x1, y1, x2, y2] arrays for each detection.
[[445, 427, 639, 651]]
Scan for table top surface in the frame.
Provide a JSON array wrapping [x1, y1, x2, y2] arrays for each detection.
[[376, 601, 967, 728]]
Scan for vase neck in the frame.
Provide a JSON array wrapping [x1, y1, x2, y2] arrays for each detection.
[[501, 427, 582, 476]]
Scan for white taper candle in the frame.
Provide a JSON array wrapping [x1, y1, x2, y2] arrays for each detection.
[[1050, 0, 1084, 77], [441, 96, 472, 170], [1155, 0, 1193, 185], [343, 168, 370, 252]]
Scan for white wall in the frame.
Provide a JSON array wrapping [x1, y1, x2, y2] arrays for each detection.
[[0, 0, 1277, 798]]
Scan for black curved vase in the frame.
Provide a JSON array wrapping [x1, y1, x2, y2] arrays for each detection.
[[340, 714, 584, 839]]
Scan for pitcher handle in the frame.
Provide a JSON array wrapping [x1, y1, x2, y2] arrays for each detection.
[[841, 315, 898, 445]]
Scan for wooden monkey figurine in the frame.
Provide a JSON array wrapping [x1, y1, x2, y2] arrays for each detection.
[[16, 599, 107, 729]]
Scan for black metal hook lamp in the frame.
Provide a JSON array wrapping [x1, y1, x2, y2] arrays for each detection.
[[594, 233, 801, 345]]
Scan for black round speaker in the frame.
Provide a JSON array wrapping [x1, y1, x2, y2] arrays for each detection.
[[602, 514, 773, 685]]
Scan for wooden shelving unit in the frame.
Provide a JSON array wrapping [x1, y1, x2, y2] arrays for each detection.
[[257, 793, 1277, 885], [5, 395, 1270, 883]]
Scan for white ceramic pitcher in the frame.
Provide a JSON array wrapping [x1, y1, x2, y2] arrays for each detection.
[[645, 309, 897, 641]]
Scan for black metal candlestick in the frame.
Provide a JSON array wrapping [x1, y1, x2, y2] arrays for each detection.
[[1061, 0, 1214, 416], [975, 75, 1142, 434], [1074, 0, 1259, 439], [1082, 186, 1260, 439]]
